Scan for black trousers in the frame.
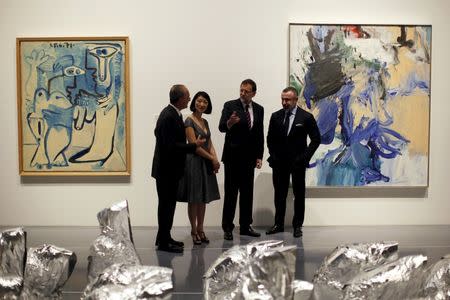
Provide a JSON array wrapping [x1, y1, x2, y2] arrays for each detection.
[[222, 161, 255, 231], [272, 165, 306, 227], [156, 177, 179, 244]]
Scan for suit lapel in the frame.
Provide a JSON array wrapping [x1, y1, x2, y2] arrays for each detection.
[[287, 107, 302, 137]]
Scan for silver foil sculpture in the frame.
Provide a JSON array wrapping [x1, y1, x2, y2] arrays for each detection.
[[83, 263, 172, 300], [97, 200, 134, 243], [21, 244, 76, 299], [204, 240, 297, 299], [87, 200, 141, 282], [84, 200, 173, 299], [292, 280, 314, 300], [87, 231, 141, 283], [296, 241, 450, 300], [0, 227, 26, 299], [311, 241, 399, 299]]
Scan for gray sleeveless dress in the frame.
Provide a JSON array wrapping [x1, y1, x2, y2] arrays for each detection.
[[177, 117, 220, 203]]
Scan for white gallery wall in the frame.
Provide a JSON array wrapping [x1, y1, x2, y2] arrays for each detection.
[[1, 0, 449, 227]]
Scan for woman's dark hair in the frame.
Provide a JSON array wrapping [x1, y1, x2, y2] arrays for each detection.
[[190, 91, 212, 114]]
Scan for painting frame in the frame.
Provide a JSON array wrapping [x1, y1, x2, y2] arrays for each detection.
[[16, 36, 131, 176], [288, 23, 431, 188]]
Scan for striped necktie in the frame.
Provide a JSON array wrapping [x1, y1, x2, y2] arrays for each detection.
[[245, 104, 251, 129]]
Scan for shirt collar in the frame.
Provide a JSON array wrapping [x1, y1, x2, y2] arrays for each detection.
[[169, 103, 181, 116], [290, 105, 298, 115], [240, 99, 252, 109]]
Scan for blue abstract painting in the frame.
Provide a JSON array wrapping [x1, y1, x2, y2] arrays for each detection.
[[17, 37, 130, 175], [289, 25, 431, 187]]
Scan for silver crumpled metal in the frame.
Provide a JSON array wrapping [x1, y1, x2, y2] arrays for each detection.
[[85, 200, 173, 299], [303, 241, 450, 300], [204, 240, 297, 300], [87, 231, 141, 282], [310, 241, 399, 299], [83, 263, 173, 300], [292, 280, 314, 300], [0, 227, 26, 299], [343, 254, 428, 299], [419, 254, 450, 299], [97, 200, 134, 243], [20, 244, 76, 299], [87, 200, 141, 282]]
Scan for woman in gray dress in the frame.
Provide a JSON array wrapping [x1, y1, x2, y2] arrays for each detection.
[[178, 91, 221, 245]]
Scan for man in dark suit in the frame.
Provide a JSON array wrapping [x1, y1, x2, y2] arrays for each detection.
[[152, 84, 205, 252], [219, 79, 264, 240], [266, 87, 321, 237]]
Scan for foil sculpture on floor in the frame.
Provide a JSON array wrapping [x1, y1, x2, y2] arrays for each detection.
[[83, 200, 173, 299], [0, 227, 26, 299], [204, 240, 297, 299], [1, 228, 76, 300], [21, 244, 76, 299], [293, 241, 450, 300], [83, 264, 172, 300]]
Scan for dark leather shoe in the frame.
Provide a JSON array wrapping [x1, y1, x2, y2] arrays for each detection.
[[266, 224, 284, 235], [169, 238, 184, 247], [224, 231, 233, 241], [155, 238, 184, 247], [157, 242, 184, 253], [293, 227, 303, 238], [240, 226, 261, 237]]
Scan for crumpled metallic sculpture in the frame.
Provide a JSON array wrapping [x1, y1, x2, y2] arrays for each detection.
[[311, 241, 399, 299], [420, 254, 450, 299], [87, 231, 141, 282], [0, 228, 26, 299], [292, 280, 314, 300], [83, 263, 173, 300], [97, 200, 134, 243], [20, 244, 76, 299], [294, 241, 450, 300], [343, 254, 428, 299], [85, 200, 173, 299], [204, 240, 297, 299], [87, 200, 140, 282]]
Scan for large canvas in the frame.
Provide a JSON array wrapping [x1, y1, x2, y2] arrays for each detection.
[[289, 24, 431, 187], [17, 37, 130, 176]]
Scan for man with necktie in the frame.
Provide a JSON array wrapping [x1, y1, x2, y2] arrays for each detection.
[[219, 79, 264, 240], [266, 87, 321, 237], [152, 84, 205, 252]]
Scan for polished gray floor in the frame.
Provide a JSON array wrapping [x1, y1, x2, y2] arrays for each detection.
[[3, 225, 450, 299]]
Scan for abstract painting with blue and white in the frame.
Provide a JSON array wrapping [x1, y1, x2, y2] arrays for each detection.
[[18, 38, 128, 174], [289, 25, 431, 187]]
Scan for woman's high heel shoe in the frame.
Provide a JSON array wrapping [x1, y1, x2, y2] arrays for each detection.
[[191, 232, 202, 245], [198, 231, 209, 244]]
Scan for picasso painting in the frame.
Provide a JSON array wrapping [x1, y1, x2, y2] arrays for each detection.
[[17, 37, 130, 175], [289, 24, 431, 187]]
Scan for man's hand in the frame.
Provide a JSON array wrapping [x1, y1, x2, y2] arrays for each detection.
[[226, 111, 240, 128], [256, 159, 262, 169], [195, 135, 206, 147]]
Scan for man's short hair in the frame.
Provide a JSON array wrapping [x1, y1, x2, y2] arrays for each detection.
[[241, 79, 257, 92], [282, 86, 299, 97], [169, 84, 186, 104]]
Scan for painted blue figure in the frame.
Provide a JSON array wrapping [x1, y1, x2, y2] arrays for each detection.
[[69, 44, 122, 165], [27, 89, 74, 168], [301, 27, 414, 186]]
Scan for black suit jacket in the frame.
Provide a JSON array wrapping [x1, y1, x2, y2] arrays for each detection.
[[267, 106, 321, 168], [219, 99, 264, 166], [151, 105, 196, 180]]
